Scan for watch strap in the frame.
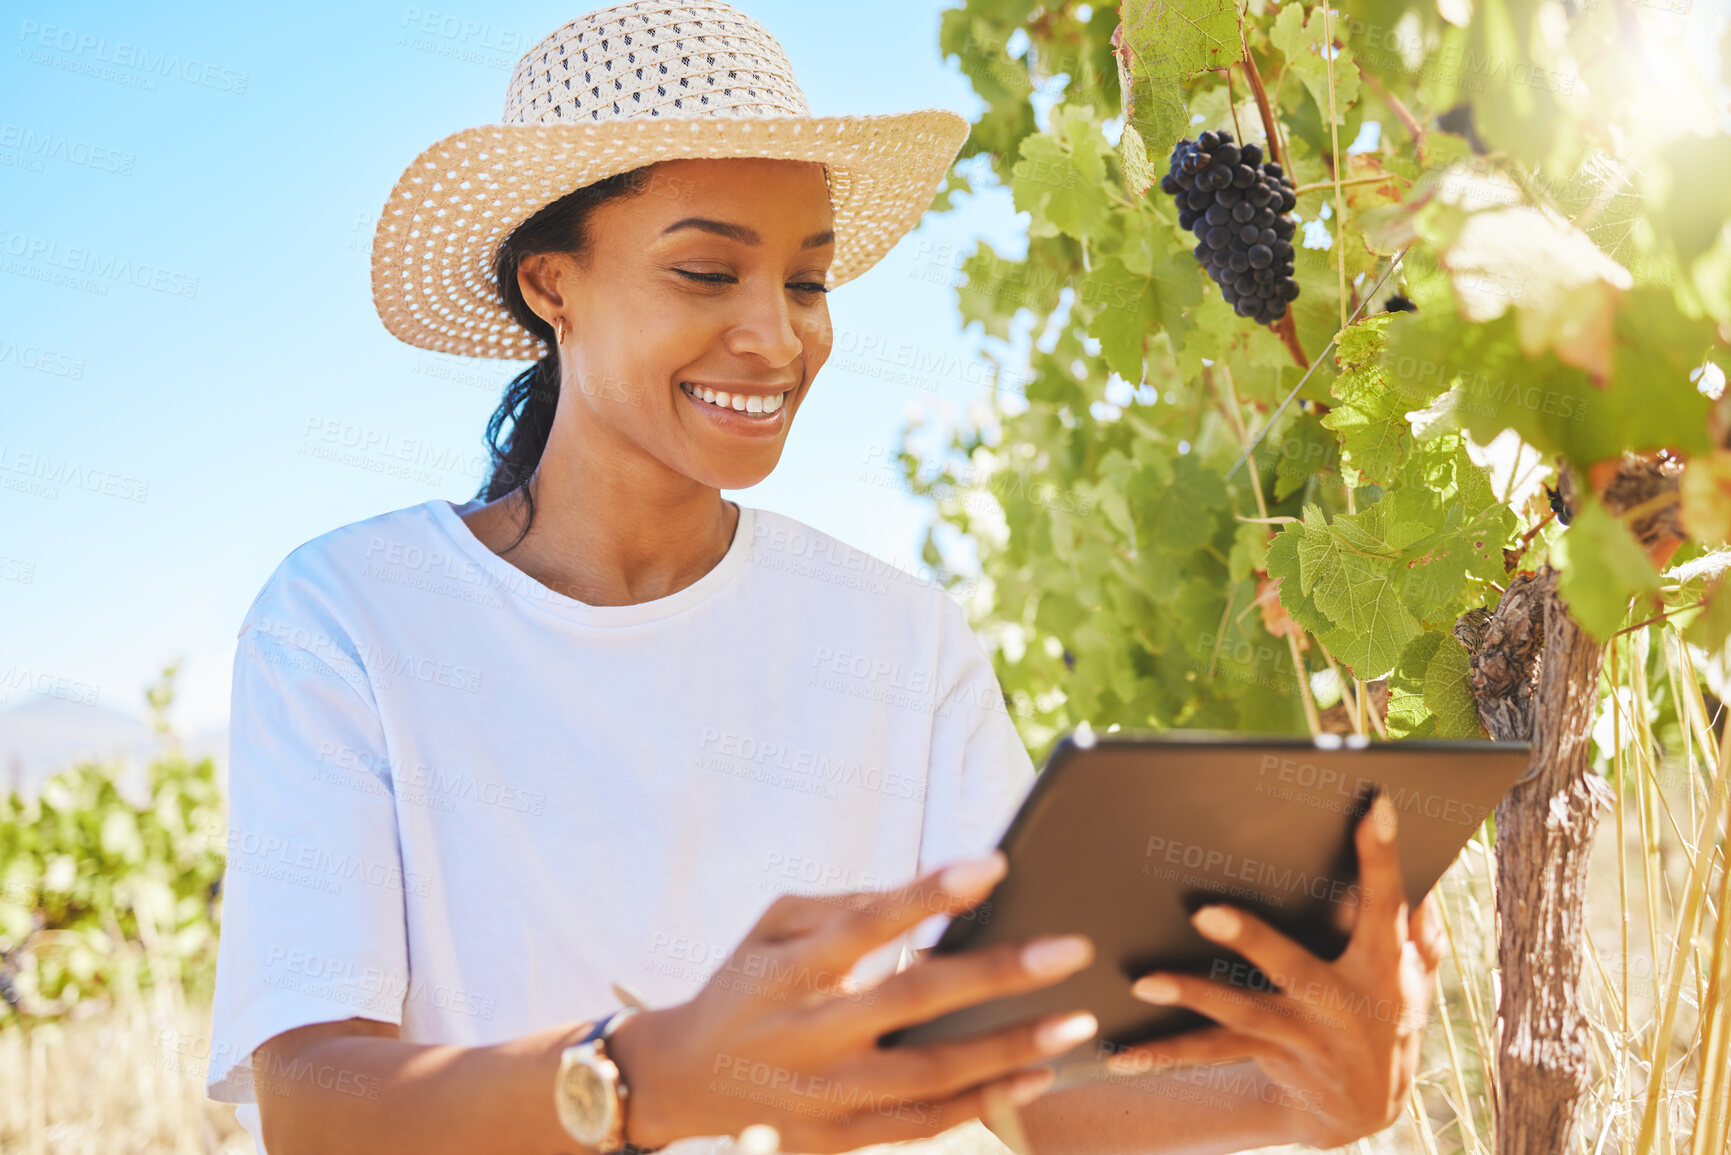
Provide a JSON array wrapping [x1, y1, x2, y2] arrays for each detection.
[[578, 1005, 634, 1047]]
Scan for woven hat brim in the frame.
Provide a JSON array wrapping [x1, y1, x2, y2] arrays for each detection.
[[370, 109, 971, 361]]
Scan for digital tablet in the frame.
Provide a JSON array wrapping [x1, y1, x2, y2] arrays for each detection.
[[876, 730, 1532, 1087]]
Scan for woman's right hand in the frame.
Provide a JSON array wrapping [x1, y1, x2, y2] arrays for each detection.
[[606, 852, 1098, 1153]]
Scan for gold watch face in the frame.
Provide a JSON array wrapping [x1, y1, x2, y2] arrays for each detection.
[[562, 1059, 614, 1139]]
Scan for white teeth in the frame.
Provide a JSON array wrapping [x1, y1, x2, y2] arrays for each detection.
[[681, 382, 789, 417]]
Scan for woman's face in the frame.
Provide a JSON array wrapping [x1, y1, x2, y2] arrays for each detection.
[[521, 156, 836, 492]]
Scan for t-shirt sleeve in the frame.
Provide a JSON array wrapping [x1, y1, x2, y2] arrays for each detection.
[[205, 580, 411, 1104], [910, 595, 1039, 950]]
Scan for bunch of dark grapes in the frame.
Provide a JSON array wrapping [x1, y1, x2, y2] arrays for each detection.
[[1160, 130, 1300, 327]]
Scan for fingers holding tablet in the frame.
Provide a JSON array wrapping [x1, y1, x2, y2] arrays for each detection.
[[789, 850, 1009, 978], [854, 932, 1096, 1045], [1188, 903, 1334, 997], [1343, 793, 1411, 972], [1409, 889, 1446, 972], [860, 1003, 1097, 1104], [1106, 790, 1439, 1148]]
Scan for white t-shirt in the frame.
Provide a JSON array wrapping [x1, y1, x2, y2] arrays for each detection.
[[204, 497, 1037, 1153]]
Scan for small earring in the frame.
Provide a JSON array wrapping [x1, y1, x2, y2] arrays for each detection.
[[554, 316, 566, 345]]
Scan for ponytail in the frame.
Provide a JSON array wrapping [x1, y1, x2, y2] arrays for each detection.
[[480, 354, 560, 503]]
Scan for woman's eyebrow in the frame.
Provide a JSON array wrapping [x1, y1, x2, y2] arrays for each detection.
[[659, 218, 835, 249]]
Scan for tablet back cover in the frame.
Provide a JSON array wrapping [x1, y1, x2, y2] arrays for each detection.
[[879, 732, 1531, 1086]]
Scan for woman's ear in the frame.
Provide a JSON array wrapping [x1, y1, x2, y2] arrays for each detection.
[[516, 251, 571, 330]]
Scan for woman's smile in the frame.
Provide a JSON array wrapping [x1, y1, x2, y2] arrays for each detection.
[[679, 379, 795, 437]]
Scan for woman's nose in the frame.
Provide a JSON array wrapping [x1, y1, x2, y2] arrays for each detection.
[[727, 281, 809, 367]]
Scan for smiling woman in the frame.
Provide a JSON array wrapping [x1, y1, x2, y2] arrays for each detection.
[[203, 3, 1097, 1153], [200, 4, 1441, 1155]]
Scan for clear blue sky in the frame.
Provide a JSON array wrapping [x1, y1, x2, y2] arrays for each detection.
[[0, 1, 1040, 734]]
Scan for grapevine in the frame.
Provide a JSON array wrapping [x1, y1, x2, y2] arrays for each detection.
[[909, 2, 1731, 1152], [0, 665, 226, 1028]]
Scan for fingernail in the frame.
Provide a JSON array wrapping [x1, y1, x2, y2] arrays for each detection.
[[1007, 1067, 1056, 1106], [1372, 795, 1397, 843], [1192, 906, 1240, 940], [1133, 975, 1180, 1004], [1035, 1010, 1098, 1054], [1105, 1052, 1147, 1075], [1022, 934, 1092, 977], [938, 851, 1006, 895]]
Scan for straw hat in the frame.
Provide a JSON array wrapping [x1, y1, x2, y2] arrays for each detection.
[[369, 0, 971, 361]]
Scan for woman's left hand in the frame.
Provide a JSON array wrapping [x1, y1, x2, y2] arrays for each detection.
[[1104, 793, 1445, 1149]]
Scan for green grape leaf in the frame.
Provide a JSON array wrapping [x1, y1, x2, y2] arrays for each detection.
[[1010, 105, 1114, 242], [1651, 133, 1731, 269], [1229, 520, 1269, 583], [1554, 500, 1663, 642], [1267, 517, 1331, 638], [1423, 632, 1483, 738], [1323, 355, 1411, 489], [937, 4, 1038, 172], [1135, 454, 1228, 558], [1387, 632, 1443, 739], [1270, 1, 1360, 126], [1385, 306, 1711, 467], [1386, 628, 1483, 739], [1117, 0, 1245, 161], [1295, 505, 1422, 678], [1084, 247, 1202, 380], [1271, 413, 1340, 500], [1086, 257, 1161, 381], [1683, 576, 1731, 657], [928, 166, 974, 215], [1392, 536, 1470, 627]]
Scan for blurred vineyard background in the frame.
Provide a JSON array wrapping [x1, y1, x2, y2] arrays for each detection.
[[0, 663, 254, 1153]]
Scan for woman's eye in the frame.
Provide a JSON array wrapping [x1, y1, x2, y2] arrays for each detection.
[[674, 270, 829, 296]]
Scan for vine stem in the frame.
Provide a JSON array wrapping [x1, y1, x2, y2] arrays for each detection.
[[1220, 357, 1321, 737], [1316, 635, 1388, 738], [1319, 0, 1348, 333], [1294, 173, 1405, 196], [1217, 364, 1268, 521], [1235, 9, 1307, 369], [1287, 630, 1323, 736], [1225, 244, 1410, 481], [1274, 314, 1309, 370], [1235, 18, 1287, 173], [1222, 67, 1245, 143], [1359, 69, 1426, 164]]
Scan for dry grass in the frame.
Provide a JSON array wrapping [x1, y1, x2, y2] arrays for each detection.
[[0, 987, 251, 1153]]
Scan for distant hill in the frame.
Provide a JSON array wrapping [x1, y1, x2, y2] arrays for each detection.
[[0, 694, 227, 804]]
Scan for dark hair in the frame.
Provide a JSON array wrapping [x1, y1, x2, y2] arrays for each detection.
[[477, 164, 658, 553]]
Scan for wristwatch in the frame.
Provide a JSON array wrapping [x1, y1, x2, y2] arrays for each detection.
[[555, 1005, 659, 1153]]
